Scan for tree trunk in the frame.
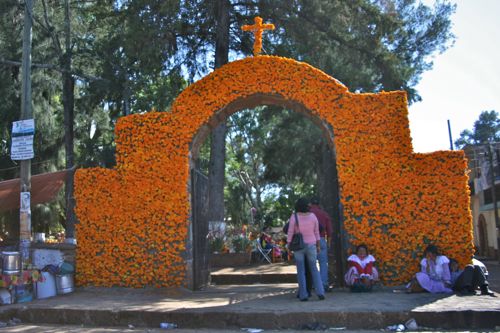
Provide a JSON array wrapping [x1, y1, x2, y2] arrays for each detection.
[[207, 0, 230, 223], [317, 142, 336, 216], [316, 141, 345, 286], [63, 0, 76, 239]]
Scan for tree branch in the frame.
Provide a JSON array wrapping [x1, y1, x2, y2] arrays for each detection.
[[41, 0, 63, 57], [0, 58, 107, 82]]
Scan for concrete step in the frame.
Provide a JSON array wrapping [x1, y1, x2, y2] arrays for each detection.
[[210, 274, 297, 285], [0, 286, 499, 330], [210, 272, 296, 285], [210, 263, 297, 285]]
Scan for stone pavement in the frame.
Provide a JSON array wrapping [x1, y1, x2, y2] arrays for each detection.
[[0, 261, 499, 331], [0, 283, 499, 331], [0, 325, 488, 333]]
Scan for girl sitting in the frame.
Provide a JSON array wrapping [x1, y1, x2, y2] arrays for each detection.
[[345, 244, 379, 292], [407, 244, 452, 294]]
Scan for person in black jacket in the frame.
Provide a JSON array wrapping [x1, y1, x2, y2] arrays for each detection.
[[449, 258, 494, 296]]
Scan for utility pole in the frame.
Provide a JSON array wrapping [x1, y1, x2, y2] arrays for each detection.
[[19, 0, 34, 267], [447, 120, 454, 150], [62, 0, 77, 242]]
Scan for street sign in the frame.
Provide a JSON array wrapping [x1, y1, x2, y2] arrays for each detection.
[[11, 119, 34, 160]]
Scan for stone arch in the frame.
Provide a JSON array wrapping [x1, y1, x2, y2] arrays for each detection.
[[75, 56, 473, 288]]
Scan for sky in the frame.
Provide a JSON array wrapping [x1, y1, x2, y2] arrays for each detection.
[[409, 0, 500, 153]]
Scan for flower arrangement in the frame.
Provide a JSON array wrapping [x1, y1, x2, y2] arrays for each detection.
[[206, 224, 253, 254], [75, 56, 473, 287], [208, 236, 225, 254]]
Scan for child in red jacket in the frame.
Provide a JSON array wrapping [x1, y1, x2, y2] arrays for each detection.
[[345, 244, 379, 292]]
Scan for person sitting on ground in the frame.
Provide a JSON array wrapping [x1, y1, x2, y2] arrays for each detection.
[[407, 244, 452, 294], [449, 258, 494, 296], [344, 244, 379, 292]]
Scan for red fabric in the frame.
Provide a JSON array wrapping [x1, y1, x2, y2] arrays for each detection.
[[364, 262, 373, 275], [348, 260, 373, 275], [0, 170, 67, 211], [310, 205, 333, 238], [348, 261, 365, 275]]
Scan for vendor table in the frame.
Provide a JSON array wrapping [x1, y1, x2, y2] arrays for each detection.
[[0, 270, 42, 288]]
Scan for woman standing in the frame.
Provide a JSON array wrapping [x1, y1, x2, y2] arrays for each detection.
[[287, 198, 325, 301], [408, 244, 452, 293]]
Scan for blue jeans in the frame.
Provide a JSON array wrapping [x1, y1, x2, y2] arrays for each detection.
[[294, 244, 325, 299], [318, 238, 329, 287]]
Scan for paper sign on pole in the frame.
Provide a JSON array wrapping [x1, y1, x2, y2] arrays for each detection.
[[20, 192, 30, 213], [11, 119, 34, 160]]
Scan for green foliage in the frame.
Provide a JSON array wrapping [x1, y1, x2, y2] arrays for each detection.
[[455, 110, 500, 149], [0, 1, 23, 180], [0, 0, 456, 239], [208, 236, 225, 253], [231, 236, 251, 253], [261, 108, 323, 185], [220, 107, 322, 227]]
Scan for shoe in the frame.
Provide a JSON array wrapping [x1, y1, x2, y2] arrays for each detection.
[[324, 286, 332, 292], [318, 294, 325, 300], [300, 298, 308, 302], [480, 286, 495, 296]]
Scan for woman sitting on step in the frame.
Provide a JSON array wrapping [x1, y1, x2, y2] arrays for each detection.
[[344, 244, 379, 292], [407, 244, 452, 294]]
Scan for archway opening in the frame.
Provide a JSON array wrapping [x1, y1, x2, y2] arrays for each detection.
[[478, 214, 488, 257], [188, 94, 345, 290]]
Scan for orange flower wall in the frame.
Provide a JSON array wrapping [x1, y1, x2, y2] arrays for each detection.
[[74, 56, 473, 287]]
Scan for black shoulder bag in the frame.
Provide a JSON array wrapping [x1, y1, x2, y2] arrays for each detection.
[[288, 212, 305, 251]]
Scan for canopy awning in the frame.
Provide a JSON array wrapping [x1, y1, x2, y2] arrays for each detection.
[[0, 170, 68, 212]]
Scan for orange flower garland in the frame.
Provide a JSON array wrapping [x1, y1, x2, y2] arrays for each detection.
[[75, 56, 473, 287]]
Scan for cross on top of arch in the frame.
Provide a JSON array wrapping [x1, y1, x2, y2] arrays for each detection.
[[241, 16, 275, 56]]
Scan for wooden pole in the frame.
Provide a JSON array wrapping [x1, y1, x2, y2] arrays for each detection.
[[62, 0, 76, 242], [19, 0, 34, 267], [447, 120, 454, 150]]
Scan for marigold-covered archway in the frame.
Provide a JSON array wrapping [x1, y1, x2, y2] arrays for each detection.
[[75, 56, 473, 287]]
